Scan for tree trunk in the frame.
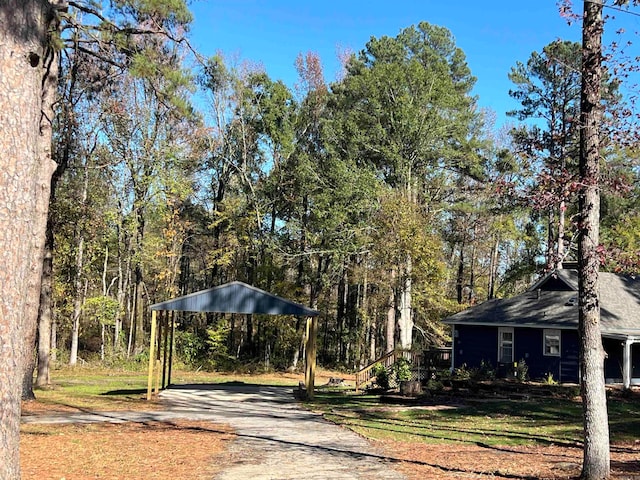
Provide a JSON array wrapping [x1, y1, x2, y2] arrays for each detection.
[[36, 26, 77, 387], [369, 309, 377, 362], [468, 244, 476, 303], [386, 286, 395, 354], [398, 255, 413, 350], [51, 317, 58, 362], [35, 203, 54, 387], [22, 353, 36, 401], [547, 208, 556, 270], [69, 160, 89, 366], [488, 235, 500, 300], [0, 1, 58, 475], [362, 266, 371, 365], [131, 198, 147, 354], [578, 1, 610, 478], [132, 264, 144, 354], [337, 265, 346, 359], [456, 244, 465, 304], [558, 199, 566, 268]]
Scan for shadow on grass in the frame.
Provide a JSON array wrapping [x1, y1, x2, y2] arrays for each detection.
[[101, 380, 280, 397], [327, 409, 583, 451], [101, 388, 147, 396], [314, 391, 640, 455]]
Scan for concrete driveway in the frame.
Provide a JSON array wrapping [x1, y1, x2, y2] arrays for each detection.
[[23, 383, 406, 480]]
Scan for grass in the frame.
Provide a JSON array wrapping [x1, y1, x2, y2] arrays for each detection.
[[24, 363, 312, 413], [307, 390, 640, 448], [25, 365, 640, 449]]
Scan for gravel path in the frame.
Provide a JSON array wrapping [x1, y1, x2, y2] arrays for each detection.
[[162, 384, 406, 480], [22, 384, 406, 480]]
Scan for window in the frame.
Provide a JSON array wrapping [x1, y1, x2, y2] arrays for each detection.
[[498, 327, 514, 364], [544, 329, 561, 356]]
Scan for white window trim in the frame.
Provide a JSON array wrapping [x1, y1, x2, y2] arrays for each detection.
[[498, 327, 514, 364], [543, 329, 561, 357]]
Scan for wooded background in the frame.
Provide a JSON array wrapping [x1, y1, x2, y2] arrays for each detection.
[[36, 2, 640, 378]]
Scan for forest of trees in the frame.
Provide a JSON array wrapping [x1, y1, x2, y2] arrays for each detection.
[[3, 1, 640, 478], [20, 2, 640, 384]]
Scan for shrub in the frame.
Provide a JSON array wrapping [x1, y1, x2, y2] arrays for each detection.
[[373, 363, 390, 390], [453, 363, 471, 380], [393, 357, 413, 383], [426, 378, 444, 392], [477, 360, 496, 381], [174, 330, 207, 366], [515, 359, 529, 382]]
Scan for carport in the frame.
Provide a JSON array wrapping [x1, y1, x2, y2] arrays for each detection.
[[146, 281, 320, 400]]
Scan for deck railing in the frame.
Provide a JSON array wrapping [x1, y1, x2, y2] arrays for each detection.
[[355, 349, 415, 392]]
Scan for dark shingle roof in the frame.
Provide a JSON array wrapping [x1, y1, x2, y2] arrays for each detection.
[[150, 281, 319, 316], [443, 270, 640, 336]]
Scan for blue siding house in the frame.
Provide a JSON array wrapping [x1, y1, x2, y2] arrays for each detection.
[[443, 269, 640, 387]]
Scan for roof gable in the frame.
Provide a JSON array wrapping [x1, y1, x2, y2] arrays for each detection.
[[528, 269, 577, 292], [150, 281, 319, 316], [444, 270, 640, 336]]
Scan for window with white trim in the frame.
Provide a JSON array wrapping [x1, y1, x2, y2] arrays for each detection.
[[544, 329, 561, 356], [498, 327, 514, 364]]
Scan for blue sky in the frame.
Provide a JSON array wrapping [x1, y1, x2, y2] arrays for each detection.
[[187, 1, 635, 128]]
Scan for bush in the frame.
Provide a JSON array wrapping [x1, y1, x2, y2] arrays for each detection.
[[373, 363, 390, 390], [515, 359, 529, 382], [426, 378, 444, 392], [393, 357, 413, 383], [476, 360, 496, 381], [174, 330, 207, 366], [453, 363, 471, 380]]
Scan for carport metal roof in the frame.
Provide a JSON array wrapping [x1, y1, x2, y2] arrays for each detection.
[[150, 281, 319, 316], [147, 281, 319, 400]]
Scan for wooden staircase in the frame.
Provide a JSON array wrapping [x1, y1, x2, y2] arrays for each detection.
[[355, 350, 416, 392]]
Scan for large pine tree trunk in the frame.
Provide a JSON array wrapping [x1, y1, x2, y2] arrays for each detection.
[[578, 1, 610, 478], [0, 1, 58, 475]]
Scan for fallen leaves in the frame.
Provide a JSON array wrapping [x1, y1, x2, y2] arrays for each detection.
[[20, 420, 235, 480]]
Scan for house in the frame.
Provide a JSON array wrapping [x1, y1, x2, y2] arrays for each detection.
[[442, 268, 640, 388]]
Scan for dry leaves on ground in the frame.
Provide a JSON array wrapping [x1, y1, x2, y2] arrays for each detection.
[[378, 439, 640, 480], [20, 420, 235, 480]]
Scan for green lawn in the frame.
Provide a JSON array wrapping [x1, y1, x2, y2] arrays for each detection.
[[28, 366, 640, 450], [27, 364, 303, 411], [308, 391, 640, 447]]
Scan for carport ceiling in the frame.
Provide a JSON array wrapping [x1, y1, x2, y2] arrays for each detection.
[[150, 281, 319, 316]]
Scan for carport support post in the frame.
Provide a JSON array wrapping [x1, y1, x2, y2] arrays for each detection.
[[146, 309, 158, 400], [162, 311, 169, 389], [304, 316, 318, 400], [167, 311, 175, 387]]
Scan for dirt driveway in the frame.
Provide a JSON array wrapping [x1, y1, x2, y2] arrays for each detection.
[[160, 383, 406, 480]]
